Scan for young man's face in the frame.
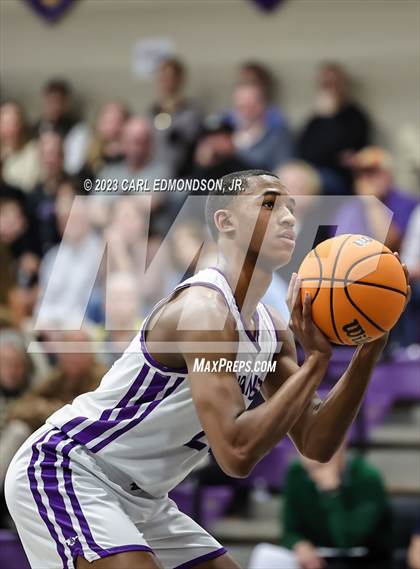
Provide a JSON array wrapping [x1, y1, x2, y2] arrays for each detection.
[[228, 175, 296, 269]]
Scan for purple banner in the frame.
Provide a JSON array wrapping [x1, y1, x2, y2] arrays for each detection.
[[250, 0, 286, 11], [23, 0, 78, 23]]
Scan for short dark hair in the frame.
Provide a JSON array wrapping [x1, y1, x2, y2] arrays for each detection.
[[205, 169, 279, 241], [240, 61, 275, 101], [44, 79, 71, 97], [159, 57, 185, 79]]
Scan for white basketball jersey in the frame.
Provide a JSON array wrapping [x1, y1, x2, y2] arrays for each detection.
[[47, 268, 279, 497]]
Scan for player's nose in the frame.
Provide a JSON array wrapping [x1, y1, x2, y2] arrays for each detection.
[[278, 206, 296, 228]]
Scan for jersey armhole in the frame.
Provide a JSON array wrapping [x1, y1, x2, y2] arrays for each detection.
[[140, 282, 231, 374]]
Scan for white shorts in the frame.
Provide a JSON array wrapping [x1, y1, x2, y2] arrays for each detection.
[[5, 425, 226, 569]]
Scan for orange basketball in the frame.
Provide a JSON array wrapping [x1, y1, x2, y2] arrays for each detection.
[[297, 234, 408, 345]]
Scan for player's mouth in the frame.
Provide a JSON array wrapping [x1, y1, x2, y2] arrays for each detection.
[[276, 229, 296, 244]]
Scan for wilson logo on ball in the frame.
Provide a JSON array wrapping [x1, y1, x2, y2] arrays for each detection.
[[342, 319, 371, 344], [353, 236, 373, 247]]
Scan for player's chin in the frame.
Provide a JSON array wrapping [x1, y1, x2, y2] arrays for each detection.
[[259, 247, 294, 270], [272, 240, 295, 265]]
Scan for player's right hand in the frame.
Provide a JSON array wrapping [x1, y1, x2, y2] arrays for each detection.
[[287, 273, 332, 359]]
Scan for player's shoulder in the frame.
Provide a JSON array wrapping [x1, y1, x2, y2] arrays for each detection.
[[161, 285, 238, 341], [261, 303, 294, 352]]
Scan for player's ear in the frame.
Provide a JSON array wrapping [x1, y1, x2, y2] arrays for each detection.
[[214, 209, 236, 237]]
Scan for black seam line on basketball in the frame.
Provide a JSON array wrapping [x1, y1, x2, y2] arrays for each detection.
[[344, 285, 386, 333], [312, 247, 323, 304], [300, 277, 407, 297], [343, 251, 394, 284], [330, 235, 353, 344]]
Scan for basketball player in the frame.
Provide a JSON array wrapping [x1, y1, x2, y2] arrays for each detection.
[[5, 170, 410, 569]]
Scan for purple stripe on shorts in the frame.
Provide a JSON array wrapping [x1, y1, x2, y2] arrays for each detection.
[[27, 429, 70, 568], [60, 440, 108, 557], [90, 376, 184, 453], [39, 431, 83, 560], [68, 370, 171, 446], [100, 363, 150, 421], [174, 547, 227, 569], [103, 544, 154, 556]]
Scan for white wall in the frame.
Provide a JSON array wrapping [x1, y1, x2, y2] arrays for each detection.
[[1, 0, 419, 166]]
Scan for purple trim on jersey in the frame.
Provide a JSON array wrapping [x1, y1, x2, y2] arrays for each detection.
[[208, 267, 261, 351], [60, 415, 89, 437], [184, 430, 207, 451], [27, 429, 70, 568], [102, 544, 154, 556], [60, 439, 108, 557], [262, 302, 281, 353], [140, 327, 188, 374], [39, 431, 84, 560], [100, 363, 150, 421], [174, 547, 227, 569], [90, 375, 184, 453], [68, 370, 172, 447]]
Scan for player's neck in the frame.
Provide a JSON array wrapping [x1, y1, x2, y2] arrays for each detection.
[[215, 256, 272, 322]]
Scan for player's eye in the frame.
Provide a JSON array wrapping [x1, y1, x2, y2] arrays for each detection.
[[262, 200, 275, 210]]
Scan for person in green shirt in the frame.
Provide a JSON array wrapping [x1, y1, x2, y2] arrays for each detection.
[[282, 443, 392, 569]]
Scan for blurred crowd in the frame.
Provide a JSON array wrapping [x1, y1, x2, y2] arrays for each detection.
[[1, 58, 419, 565]]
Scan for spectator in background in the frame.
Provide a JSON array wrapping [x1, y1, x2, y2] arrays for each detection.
[[408, 520, 420, 569], [402, 204, 420, 281], [0, 330, 33, 527], [29, 131, 68, 254], [0, 192, 40, 265], [249, 444, 392, 569], [298, 63, 371, 195], [183, 116, 251, 222], [96, 117, 173, 234], [0, 190, 41, 325], [236, 61, 286, 130], [34, 79, 77, 139], [191, 117, 251, 180], [0, 101, 41, 192], [7, 329, 103, 431], [230, 82, 293, 171], [35, 180, 102, 329], [105, 196, 167, 313], [86, 101, 128, 175], [165, 220, 217, 293], [401, 204, 420, 345], [96, 116, 169, 186], [0, 330, 32, 434], [149, 57, 202, 177], [96, 271, 142, 367], [334, 147, 419, 252], [3, 329, 103, 471]]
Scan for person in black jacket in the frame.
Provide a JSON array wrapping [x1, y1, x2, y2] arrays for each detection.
[[298, 63, 371, 195]]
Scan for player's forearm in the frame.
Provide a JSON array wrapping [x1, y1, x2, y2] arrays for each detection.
[[302, 342, 384, 461], [232, 353, 329, 474]]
